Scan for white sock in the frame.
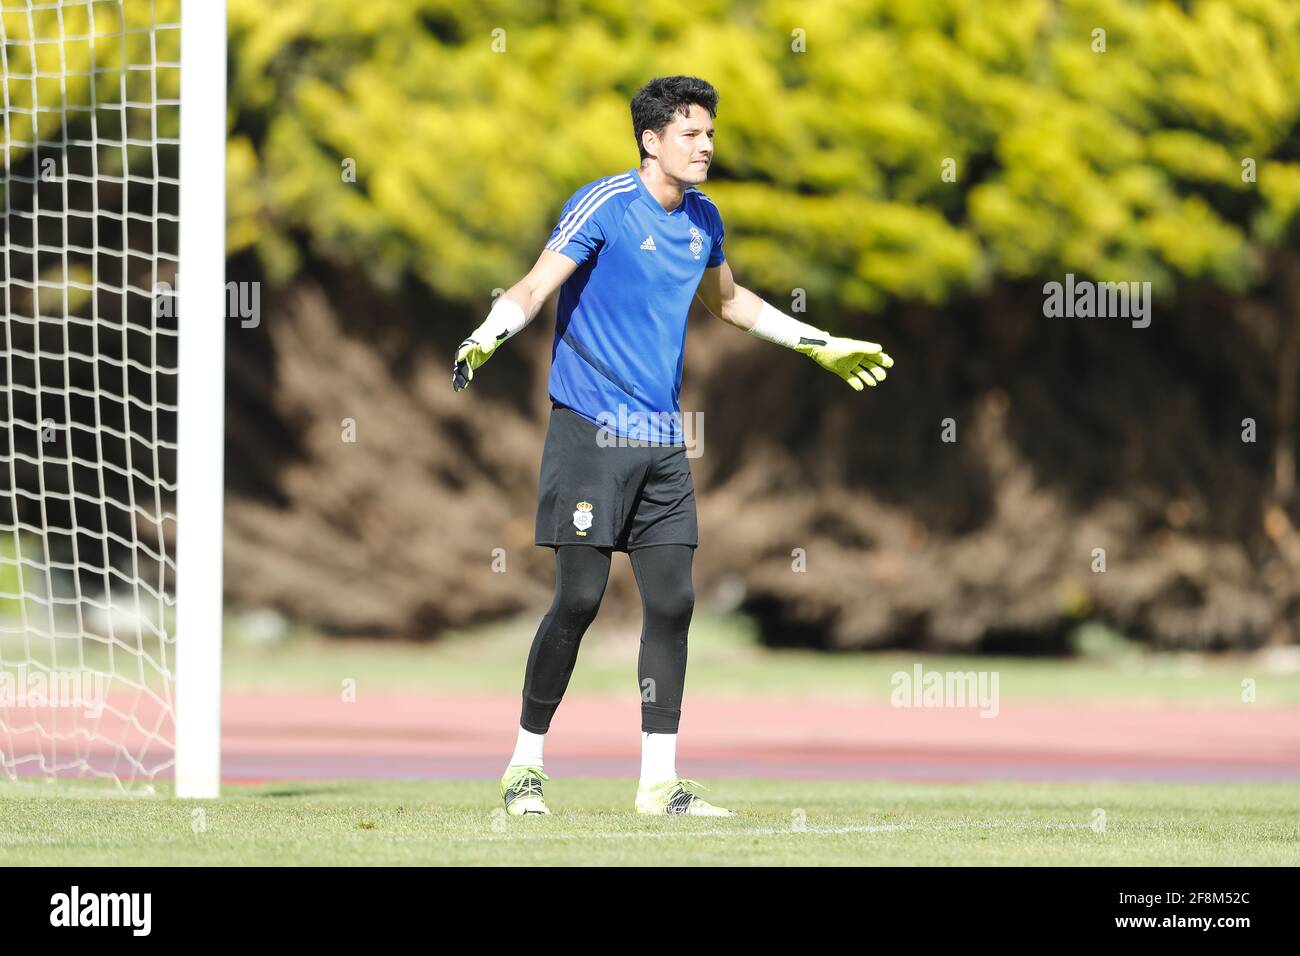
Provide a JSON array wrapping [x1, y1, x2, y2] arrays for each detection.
[[640, 732, 678, 786], [508, 726, 545, 769]]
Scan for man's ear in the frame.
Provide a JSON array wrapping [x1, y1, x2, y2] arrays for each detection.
[[641, 128, 658, 161]]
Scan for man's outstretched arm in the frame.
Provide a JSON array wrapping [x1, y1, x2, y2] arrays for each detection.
[[453, 249, 579, 392], [694, 261, 893, 391]]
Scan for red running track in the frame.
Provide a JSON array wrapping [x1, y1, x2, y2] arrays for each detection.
[[218, 692, 1300, 784], [6, 692, 1299, 784]]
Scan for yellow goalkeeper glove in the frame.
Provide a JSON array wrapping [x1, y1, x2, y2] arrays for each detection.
[[794, 334, 893, 391], [452, 297, 527, 392], [748, 302, 893, 391]]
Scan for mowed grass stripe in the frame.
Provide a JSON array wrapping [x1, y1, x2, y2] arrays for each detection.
[[2, 779, 1296, 866]]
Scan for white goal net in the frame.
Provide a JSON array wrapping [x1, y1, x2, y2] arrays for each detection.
[[1, 0, 224, 795]]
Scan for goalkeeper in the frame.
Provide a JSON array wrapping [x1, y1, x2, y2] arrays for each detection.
[[453, 75, 892, 816]]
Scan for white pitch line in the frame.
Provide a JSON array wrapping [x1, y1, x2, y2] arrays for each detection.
[[463, 821, 1094, 842]]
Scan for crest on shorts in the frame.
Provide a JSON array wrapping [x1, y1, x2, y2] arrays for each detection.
[[572, 500, 593, 535]]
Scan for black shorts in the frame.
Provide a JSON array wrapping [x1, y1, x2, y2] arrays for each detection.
[[535, 405, 698, 551]]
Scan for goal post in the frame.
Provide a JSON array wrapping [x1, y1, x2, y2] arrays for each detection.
[[0, 0, 225, 797], [174, 0, 226, 800]]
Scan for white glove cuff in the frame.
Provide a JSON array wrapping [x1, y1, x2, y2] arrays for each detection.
[[469, 296, 527, 346], [746, 301, 828, 350]]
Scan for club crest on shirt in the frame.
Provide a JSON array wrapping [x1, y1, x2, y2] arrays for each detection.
[[573, 500, 594, 535], [689, 226, 703, 260]]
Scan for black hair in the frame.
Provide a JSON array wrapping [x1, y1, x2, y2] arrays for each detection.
[[630, 76, 719, 162]]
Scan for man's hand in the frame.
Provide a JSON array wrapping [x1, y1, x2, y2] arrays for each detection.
[[795, 335, 894, 391], [453, 252, 578, 393], [452, 336, 501, 392], [452, 295, 531, 392], [737, 299, 894, 393]]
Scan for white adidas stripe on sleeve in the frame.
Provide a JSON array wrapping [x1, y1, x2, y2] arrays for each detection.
[[547, 175, 633, 251], [547, 179, 638, 252]]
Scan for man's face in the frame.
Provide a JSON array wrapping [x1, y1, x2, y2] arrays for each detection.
[[645, 103, 714, 184]]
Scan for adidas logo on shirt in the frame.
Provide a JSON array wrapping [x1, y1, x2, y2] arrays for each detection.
[[639, 234, 656, 251]]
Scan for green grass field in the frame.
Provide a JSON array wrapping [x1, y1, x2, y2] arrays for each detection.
[[221, 611, 1300, 703], [4, 612, 1299, 866], [2, 779, 1297, 866], [6, 610, 1298, 702]]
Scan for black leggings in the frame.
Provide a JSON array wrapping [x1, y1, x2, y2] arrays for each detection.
[[519, 544, 694, 735]]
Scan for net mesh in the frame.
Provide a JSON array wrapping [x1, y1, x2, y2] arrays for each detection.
[[1, 0, 182, 791]]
